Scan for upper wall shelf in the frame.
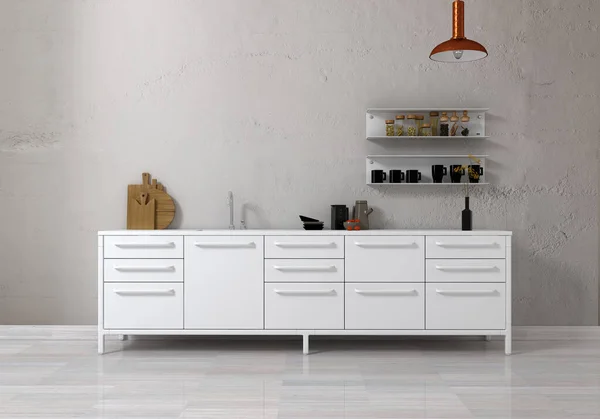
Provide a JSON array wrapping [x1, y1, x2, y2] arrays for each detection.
[[366, 108, 488, 139]]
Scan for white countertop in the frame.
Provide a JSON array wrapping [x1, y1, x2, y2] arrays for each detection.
[[98, 229, 512, 236]]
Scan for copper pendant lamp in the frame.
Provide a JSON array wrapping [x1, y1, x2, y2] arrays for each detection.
[[430, 0, 488, 62]]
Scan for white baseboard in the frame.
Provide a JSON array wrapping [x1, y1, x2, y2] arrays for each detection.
[[1, 325, 599, 341]]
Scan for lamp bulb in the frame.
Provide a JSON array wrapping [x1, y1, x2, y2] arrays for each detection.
[[453, 50, 464, 60]]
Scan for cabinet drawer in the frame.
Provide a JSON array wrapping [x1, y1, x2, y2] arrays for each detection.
[[104, 236, 183, 259], [265, 236, 344, 259], [104, 259, 183, 283], [426, 283, 506, 330], [264, 259, 344, 283], [345, 283, 424, 330], [265, 283, 343, 329], [345, 236, 425, 282], [426, 259, 505, 283], [103, 283, 183, 329], [426, 236, 505, 259]]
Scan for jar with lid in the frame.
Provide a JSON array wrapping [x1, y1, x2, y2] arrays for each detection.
[[450, 111, 460, 136], [405, 115, 417, 136], [440, 112, 449, 136], [416, 115, 425, 136], [430, 112, 439, 136], [395, 115, 405, 136], [460, 111, 470, 136], [385, 120, 395, 136], [421, 123, 432, 136]]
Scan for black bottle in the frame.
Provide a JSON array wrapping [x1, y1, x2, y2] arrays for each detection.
[[462, 197, 473, 231]]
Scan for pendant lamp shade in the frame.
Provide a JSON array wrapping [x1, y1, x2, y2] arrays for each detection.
[[430, 0, 488, 63]]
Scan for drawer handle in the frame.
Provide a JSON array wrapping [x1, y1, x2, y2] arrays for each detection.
[[114, 266, 176, 273], [273, 242, 336, 248], [194, 242, 255, 248], [273, 265, 336, 272], [114, 289, 175, 296], [274, 289, 336, 296], [115, 242, 175, 249], [435, 265, 498, 272], [355, 242, 416, 248], [436, 289, 499, 296], [435, 241, 498, 248], [355, 289, 417, 296]]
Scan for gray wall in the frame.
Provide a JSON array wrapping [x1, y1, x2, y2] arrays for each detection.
[[0, 0, 598, 325]]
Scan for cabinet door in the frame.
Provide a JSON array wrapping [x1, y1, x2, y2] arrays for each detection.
[[184, 236, 264, 329], [345, 236, 425, 282]]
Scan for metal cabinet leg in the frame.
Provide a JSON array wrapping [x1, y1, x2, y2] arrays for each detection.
[[485, 335, 492, 342], [118, 335, 128, 341], [98, 334, 105, 355], [505, 331, 512, 355], [303, 334, 309, 355]]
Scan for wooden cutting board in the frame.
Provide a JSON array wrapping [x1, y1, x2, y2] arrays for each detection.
[[127, 192, 156, 230], [127, 173, 175, 230]]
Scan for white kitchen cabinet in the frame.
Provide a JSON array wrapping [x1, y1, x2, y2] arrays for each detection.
[[426, 236, 506, 259], [103, 283, 183, 330], [426, 259, 505, 283], [98, 230, 511, 355], [264, 283, 344, 330], [264, 259, 344, 283], [345, 283, 424, 330], [345, 236, 424, 282], [426, 283, 506, 330], [184, 236, 264, 329]]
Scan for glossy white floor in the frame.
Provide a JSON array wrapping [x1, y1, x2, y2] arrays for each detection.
[[0, 327, 599, 418]]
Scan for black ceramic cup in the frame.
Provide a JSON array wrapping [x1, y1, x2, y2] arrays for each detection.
[[432, 165, 448, 183], [406, 170, 422, 183], [371, 170, 387, 183], [389, 170, 405, 183], [450, 165, 465, 183], [468, 165, 484, 183]]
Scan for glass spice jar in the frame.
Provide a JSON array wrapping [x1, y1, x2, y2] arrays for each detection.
[[416, 115, 425, 136], [450, 111, 460, 136], [440, 112, 449, 136], [460, 111, 470, 136], [405, 115, 417, 137], [385, 120, 395, 136], [430, 111, 439, 136], [421, 123, 432, 136], [395, 115, 405, 136]]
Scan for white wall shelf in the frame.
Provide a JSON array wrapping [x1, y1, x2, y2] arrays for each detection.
[[366, 155, 488, 186], [368, 136, 490, 141], [366, 108, 488, 139]]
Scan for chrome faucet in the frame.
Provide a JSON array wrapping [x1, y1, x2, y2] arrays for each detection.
[[227, 191, 235, 230]]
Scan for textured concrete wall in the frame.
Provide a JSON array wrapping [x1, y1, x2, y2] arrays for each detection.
[[0, 0, 598, 325]]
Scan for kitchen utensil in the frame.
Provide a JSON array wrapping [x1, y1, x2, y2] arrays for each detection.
[[299, 215, 320, 222], [127, 173, 175, 229], [126, 192, 156, 230], [371, 170, 387, 184], [432, 165, 448, 183], [406, 170, 422, 183], [331, 205, 349, 230], [450, 165, 465, 183], [389, 170, 405, 183], [343, 220, 361, 231], [353, 200, 374, 230], [303, 224, 325, 231], [468, 165, 484, 183]]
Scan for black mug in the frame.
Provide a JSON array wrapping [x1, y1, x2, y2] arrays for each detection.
[[468, 165, 484, 183], [450, 165, 465, 183], [406, 170, 422, 183], [432, 165, 447, 183], [371, 170, 387, 184], [389, 170, 405, 183]]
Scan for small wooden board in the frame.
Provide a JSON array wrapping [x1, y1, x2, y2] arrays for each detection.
[[127, 173, 175, 230], [127, 192, 156, 230]]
